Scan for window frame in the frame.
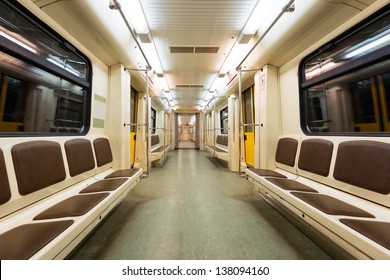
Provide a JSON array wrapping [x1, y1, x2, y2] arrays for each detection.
[[151, 107, 157, 134], [0, 0, 92, 137], [220, 106, 228, 134], [299, 3, 390, 136]]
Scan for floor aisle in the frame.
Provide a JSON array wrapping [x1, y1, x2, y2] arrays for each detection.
[[70, 150, 331, 260]]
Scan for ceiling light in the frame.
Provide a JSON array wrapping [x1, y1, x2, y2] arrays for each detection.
[[142, 43, 163, 73], [118, 0, 165, 85], [119, 0, 149, 34], [242, 0, 285, 35]]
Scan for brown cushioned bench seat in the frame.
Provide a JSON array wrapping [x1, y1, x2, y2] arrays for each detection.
[[104, 168, 140, 179], [206, 145, 216, 151], [340, 219, 390, 250], [93, 138, 143, 177], [247, 167, 287, 179], [246, 137, 298, 183], [152, 145, 169, 153], [266, 178, 318, 192], [80, 178, 128, 193], [33, 193, 109, 220], [291, 192, 375, 218], [0, 220, 74, 260], [207, 146, 228, 153], [215, 146, 227, 153], [0, 137, 142, 259]]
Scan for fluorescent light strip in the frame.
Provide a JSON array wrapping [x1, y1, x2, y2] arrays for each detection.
[[0, 30, 37, 54], [344, 32, 390, 59], [119, 0, 166, 85], [119, 0, 149, 34], [243, 0, 284, 35]]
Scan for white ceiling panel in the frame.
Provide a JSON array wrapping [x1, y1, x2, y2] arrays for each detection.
[[140, 0, 259, 109]]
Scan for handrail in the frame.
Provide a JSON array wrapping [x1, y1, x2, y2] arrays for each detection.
[[150, 96, 171, 159], [203, 96, 227, 111], [238, 68, 243, 174], [111, 0, 150, 68], [125, 123, 146, 127], [202, 95, 229, 156], [241, 123, 261, 127], [123, 65, 151, 176]]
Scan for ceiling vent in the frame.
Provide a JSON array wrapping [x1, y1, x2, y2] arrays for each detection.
[[170, 46, 219, 54], [176, 84, 204, 88], [170, 46, 194, 53], [194, 46, 219, 53]]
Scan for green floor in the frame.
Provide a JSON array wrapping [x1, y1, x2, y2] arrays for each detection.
[[70, 150, 331, 260]]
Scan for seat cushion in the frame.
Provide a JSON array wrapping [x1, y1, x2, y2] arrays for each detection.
[[266, 178, 318, 192], [12, 141, 66, 195], [275, 138, 298, 167], [340, 219, 390, 250], [292, 192, 375, 218], [93, 138, 113, 167], [80, 178, 128, 193], [65, 139, 95, 177], [0, 220, 74, 259], [33, 193, 109, 220], [247, 167, 287, 179], [298, 139, 333, 177], [334, 140, 390, 195], [104, 168, 140, 179]]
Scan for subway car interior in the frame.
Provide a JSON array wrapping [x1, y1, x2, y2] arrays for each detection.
[[0, 0, 390, 260]]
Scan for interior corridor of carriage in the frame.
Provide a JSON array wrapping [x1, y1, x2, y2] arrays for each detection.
[[70, 149, 331, 260]]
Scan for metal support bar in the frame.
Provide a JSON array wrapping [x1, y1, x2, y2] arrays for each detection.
[[152, 95, 174, 111], [112, 0, 150, 68], [203, 96, 227, 111], [238, 67, 243, 175], [241, 123, 261, 127], [124, 63, 152, 176], [124, 68, 149, 72], [202, 95, 229, 155], [125, 123, 146, 127], [150, 96, 171, 159], [239, 68, 262, 73], [145, 68, 150, 176]]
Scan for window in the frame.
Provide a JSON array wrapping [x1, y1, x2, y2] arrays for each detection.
[[151, 107, 156, 134], [0, 1, 91, 135], [243, 85, 254, 132], [300, 4, 390, 134], [130, 87, 138, 133], [220, 106, 228, 134]]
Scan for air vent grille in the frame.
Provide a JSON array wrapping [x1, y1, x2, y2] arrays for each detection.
[[195, 47, 219, 53], [170, 46, 194, 53], [170, 46, 219, 54], [176, 84, 204, 88]]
